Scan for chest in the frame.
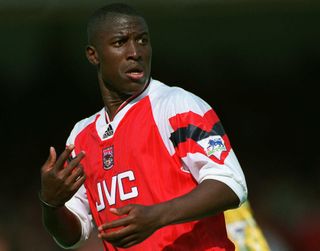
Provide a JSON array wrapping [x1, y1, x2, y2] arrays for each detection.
[[80, 98, 165, 179], [74, 98, 180, 210]]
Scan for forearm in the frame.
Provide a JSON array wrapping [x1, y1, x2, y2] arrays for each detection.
[[41, 204, 82, 247], [39, 145, 87, 247], [157, 179, 240, 227], [98, 179, 240, 248]]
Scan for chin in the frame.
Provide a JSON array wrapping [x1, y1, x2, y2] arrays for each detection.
[[127, 84, 145, 95]]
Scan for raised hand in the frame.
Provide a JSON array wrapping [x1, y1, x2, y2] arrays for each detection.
[[40, 145, 86, 207]]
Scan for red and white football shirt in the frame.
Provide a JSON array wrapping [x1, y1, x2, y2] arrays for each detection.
[[60, 79, 247, 251]]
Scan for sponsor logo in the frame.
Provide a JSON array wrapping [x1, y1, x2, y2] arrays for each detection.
[[198, 135, 226, 159], [102, 146, 114, 170], [95, 171, 138, 212]]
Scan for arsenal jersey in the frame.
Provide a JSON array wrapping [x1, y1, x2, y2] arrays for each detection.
[[61, 79, 247, 251]]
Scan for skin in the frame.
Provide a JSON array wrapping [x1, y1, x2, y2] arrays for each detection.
[[40, 145, 85, 246], [98, 180, 239, 248], [40, 14, 240, 249], [86, 14, 152, 119]]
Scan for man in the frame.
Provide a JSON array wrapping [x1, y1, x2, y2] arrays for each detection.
[[39, 3, 247, 251]]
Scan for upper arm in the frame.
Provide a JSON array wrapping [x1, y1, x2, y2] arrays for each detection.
[[154, 89, 248, 205]]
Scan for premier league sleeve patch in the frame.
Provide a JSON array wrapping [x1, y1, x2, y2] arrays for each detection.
[[197, 135, 227, 160], [102, 146, 114, 170]]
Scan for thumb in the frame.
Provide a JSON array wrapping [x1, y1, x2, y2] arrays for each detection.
[[109, 205, 132, 216]]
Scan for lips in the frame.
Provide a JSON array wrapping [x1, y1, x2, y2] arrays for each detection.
[[125, 65, 145, 81]]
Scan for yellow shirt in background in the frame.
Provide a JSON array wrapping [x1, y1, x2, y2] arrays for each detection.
[[225, 201, 271, 251]]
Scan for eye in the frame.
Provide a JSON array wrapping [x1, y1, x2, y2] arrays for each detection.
[[112, 38, 126, 48], [137, 36, 149, 45], [113, 40, 123, 47]]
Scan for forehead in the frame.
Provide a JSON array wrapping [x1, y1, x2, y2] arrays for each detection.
[[102, 14, 148, 36]]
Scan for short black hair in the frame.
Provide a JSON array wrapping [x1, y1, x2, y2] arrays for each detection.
[[87, 3, 146, 44]]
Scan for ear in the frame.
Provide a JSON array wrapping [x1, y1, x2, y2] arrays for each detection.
[[86, 45, 99, 65]]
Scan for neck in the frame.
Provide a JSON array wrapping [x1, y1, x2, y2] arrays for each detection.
[[97, 73, 150, 119], [97, 73, 132, 119], [103, 95, 128, 119], [100, 88, 129, 120]]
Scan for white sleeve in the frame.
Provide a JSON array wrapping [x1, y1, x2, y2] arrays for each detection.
[[53, 185, 94, 249], [156, 87, 248, 205], [182, 150, 248, 205], [52, 119, 96, 248]]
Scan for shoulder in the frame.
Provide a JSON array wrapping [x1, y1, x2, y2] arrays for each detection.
[[149, 79, 212, 116], [66, 109, 103, 144], [73, 110, 102, 133]]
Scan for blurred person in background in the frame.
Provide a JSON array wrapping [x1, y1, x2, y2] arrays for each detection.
[[225, 201, 271, 251]]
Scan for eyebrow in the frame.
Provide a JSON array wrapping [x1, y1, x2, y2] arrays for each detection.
[[110, 31, 149, 39]]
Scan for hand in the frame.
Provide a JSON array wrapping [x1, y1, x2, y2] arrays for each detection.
[[98, 204, 162, 248], [40, 145, 86, 207]]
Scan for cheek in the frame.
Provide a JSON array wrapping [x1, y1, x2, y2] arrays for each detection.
[[100, 58, 118, 74], [144, 49, 152, 69], [100, 64, 125, 86]]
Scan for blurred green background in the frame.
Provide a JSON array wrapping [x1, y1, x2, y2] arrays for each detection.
[[1, 0, 319, 250]]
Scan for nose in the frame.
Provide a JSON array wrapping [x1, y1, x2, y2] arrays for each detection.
[[126, 40, 140, 60]]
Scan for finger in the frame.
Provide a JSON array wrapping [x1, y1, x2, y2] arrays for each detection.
[[65, 164, 85, 186], [122, 240, 138, 248], [98, 205, 133, 231], [71, 174, 86, 192], [99, 224, 134, 241], [42, 146, 57, 172], [98, 216, 131, 231], [120, 235, 141, 249], [54, 144, 75, 171], [109, 208, 121, 216], [102, 232, 138, 248], [62, 151, 86, 176], [110, 205, 132, 216]]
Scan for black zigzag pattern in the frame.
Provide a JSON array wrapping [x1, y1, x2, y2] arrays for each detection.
[[170, 122, 225, 148]]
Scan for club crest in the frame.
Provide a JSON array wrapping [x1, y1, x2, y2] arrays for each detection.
[[102, 146, 114, 170]]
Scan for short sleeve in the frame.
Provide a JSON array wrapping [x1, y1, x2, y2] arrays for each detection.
[[167, 90, 248, 205]]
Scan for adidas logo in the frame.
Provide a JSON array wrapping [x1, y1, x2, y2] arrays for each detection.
[[103, 124, 114, 139]]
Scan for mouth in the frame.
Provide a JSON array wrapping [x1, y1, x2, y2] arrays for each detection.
[[125, 66, 145, 81]]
